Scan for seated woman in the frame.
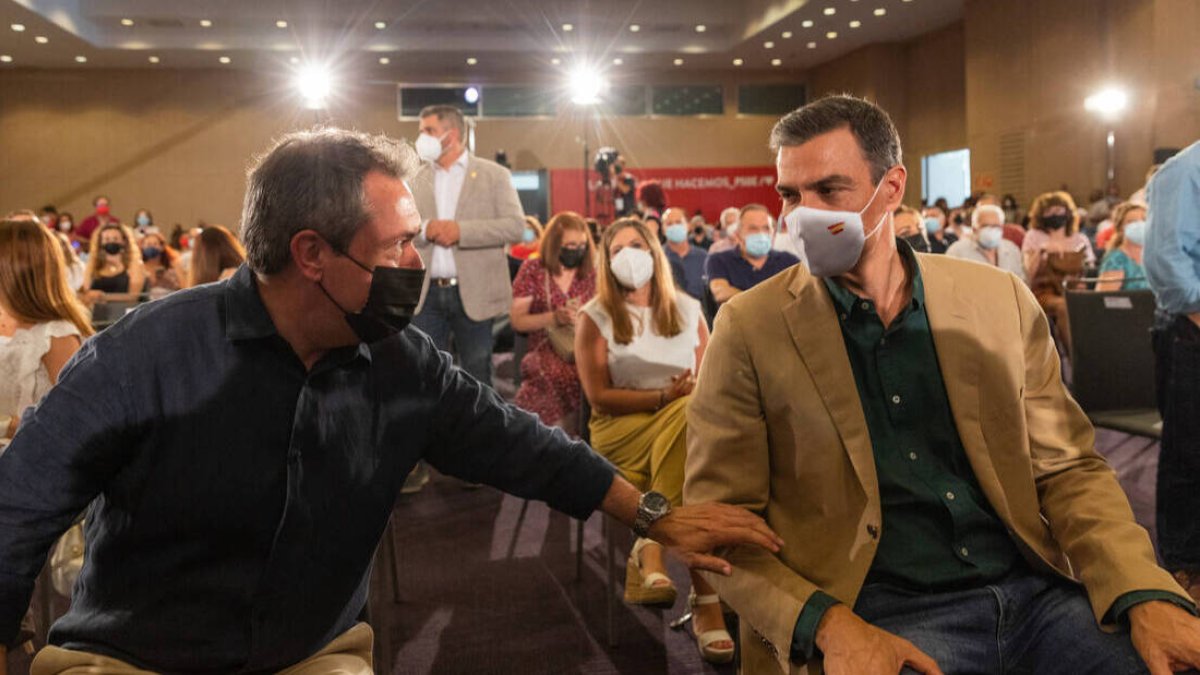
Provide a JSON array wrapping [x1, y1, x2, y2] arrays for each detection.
[[139, 231, 183, 299], [575, 218, 733, 665], [1097, 201, 1150, 292], [510, 212, 597, 435], [1, 217, 94, 441], [508, 216, 543, 281], [893, 205, 930, 253], [946, 204, 1026, 282], [1022, 191, 1095, 356], [82, 223, 145, 306], [189, 225, 245, 286]]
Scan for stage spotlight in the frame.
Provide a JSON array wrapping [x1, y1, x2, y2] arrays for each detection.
[[464, 86, 480, 104], [568, 65, 606, 105], [1084, 87, 1128, 119], [295, 64, 333, 110]]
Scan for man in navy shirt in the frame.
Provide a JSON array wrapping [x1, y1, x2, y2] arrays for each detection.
[[706, 203, 801, 305], [0, 129, 781, 673], [662, 207, 708, 300]]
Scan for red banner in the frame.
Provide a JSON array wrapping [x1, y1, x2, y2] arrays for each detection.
[[549, 166, 780, 223]]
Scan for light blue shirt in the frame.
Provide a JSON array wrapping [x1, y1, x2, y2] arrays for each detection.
[[1145, 140, 1200, 315]]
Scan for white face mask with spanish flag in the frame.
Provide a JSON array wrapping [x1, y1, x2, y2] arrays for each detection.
[[784, 176, 888, 278]]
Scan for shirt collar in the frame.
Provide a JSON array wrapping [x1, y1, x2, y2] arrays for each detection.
[[436, 149, 469, 173], [823, 238, 925, 316]]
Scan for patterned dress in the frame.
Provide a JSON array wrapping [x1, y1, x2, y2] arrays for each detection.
[[512, 258, 596, 429]]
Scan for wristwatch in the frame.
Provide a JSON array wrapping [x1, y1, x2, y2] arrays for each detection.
[[633, 491, 672, 539]]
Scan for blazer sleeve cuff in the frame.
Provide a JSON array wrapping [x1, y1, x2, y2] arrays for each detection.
[[1107, 589, 1198, 627], [790, 590, 841, 662]]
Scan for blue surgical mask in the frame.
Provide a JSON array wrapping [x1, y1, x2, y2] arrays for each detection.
[[136, 215, 151, 228], [522, 229, 536, 243], [977, 227, 1003, 250], [142, 246, 162, 260], [744, 232, 773, 258], [664, 223, 688, 244], [924, 217, 942, 234], [1123, 220, 1147, 246]]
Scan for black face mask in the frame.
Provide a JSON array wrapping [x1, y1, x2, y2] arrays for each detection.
[[102, 242, 124, 256], [559, 247, 587, 269], [904, 234, 931, 254], [319, 253, 426, 345], [1043, 214, 1070, 231]]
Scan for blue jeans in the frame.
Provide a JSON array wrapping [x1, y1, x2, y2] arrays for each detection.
[[412, 285, 494, 387], [853, 569, 1151, 674], [1153, 312, 1200, 571]]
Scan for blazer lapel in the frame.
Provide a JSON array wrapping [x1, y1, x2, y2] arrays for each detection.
[[453, 155, 478, 220], [919, 257, 1013, 521], [782, 270, 878, 499]]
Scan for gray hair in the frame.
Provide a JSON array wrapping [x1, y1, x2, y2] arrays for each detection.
[[719, 207, 740, 227], [769, 94, 902, 184], [972, 204, 1006, 227], [418, 104, 467, 142], [240, 127, 419, 275]]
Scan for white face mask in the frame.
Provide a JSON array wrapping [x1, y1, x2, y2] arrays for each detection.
[[415, 132, 446, 163], [784, 176, 888, 277], [609, 246, 654, 290]]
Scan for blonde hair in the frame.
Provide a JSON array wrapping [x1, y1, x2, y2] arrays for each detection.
[[0, 219, 94, 337], [595, 218, 683, 346], [1107, 202, 1147, 252], [85, 222, 142, 282]]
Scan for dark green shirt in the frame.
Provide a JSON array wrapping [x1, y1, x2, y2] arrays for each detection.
[[790, 243, 1192, 662]]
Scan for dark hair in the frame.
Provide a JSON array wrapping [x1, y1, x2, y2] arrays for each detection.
[[769, 94, 902, 184], [418, 105, 467, 142], [41, 205, 57, 215], [240, 127, 419, 275]]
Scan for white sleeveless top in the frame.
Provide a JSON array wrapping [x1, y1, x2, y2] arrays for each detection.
[[583, 294, 702, 390], [0, 319, 82, 427]]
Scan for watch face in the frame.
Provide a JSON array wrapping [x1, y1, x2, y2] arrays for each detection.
[[642, 491, 671, 516]]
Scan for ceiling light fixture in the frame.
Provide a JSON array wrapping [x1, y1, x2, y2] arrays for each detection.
[[824, 7, 836, 15], [568, 65, 607, 105], [771, 58, 782, 66], [732, 58, 744, 66], [276, 20, 288, 28], [120, 18, 134, 27], [295, 64, 333, 109], [374, 21, 386, 29], [629, 24, 640, 32], [0, 55, 12, 63], [807, 41, 817, 49], [200, 19, 213, 27], [289, 56, 300, 64], [673, 57, 684, 66], [850, 20, 862, 28], [75, 55, 87, 62], [612, 57, 623, 65], [466, 57, 478, 65], [827, 31, 838, 39], [379, 57, 389, 64], [34, 36, 48, 44], [802, 20, 814, 28], [562, 23, 574, 32], [695, 24, 706, 32], [11, 23, 25, 32], [782, 31, 793, 38], [764, 40, 775, 48], [218, 56, 231, 64], [148, 55, 159, 63], [551, 57, 561, 65], [874, 8, 887, 16]]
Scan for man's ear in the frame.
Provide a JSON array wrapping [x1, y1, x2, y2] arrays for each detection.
[[290, 230, 329, 282], [885, 165, 908, 211]]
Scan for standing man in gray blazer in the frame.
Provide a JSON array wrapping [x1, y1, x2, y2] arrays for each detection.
[[410, 104, 524, 388]]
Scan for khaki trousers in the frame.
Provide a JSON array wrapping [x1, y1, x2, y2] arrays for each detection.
[[31, 622, 374, 675]]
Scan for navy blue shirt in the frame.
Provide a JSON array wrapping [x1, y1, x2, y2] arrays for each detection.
[[0, 265, 615, 672], [665, 243, 709, 300], [704, 248, 800, 294]]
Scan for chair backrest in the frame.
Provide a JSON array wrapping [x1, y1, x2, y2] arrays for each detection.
[[1064, 288, 1157, 413], [91, 301, 139, 329]]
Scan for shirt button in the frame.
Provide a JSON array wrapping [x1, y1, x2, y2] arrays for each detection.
[[960, 547, 970, 557], [891, 395, 902, 404], [880, 337, 886, 345], [908, 452, 918, 461], [860, 302, 870, 310], [945, 491, 956, 501], [840, 313, 847, 321]]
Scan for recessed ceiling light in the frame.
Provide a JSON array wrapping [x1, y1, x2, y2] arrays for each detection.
[[802, 20, 814, 28], [34, 36, 48, 44], [0, 55, 12, 63], [732, 58, 744, 66], [289, 56, 300, 64], [120, 18, 134, 27], [807, 41, 817, 49], [466, 57, 477, 65], [276, 20, 288, 28], [673, 58, 684, 66], [824, 7, 836, 15], [874, 8, 887, 15], [851, 20, 863, 28], [562, 23, 574, 32], [827, 31, 838, 39], [11, 23, 25, 32], [764, 40, 775, 48], [782, 31, 793, 38], [550, 57, 561, 65], [612, 57, 623, 65], [199, 19, 213, 27], [75, 55, 87, 63], [695, 24, 706, 32], [771, 58, 782, 66], [379, 57, 390, 64], [148, 55, 159, 63], [374, 21, 386, 29], [629, 24, 640, 32], [218, 56, 231, 64]]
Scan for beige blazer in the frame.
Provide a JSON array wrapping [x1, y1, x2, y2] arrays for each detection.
[[411, 154, 525, 321], [684, 254, 1187, 674]]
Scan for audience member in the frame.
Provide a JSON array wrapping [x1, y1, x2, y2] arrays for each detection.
[[139, 231, 183, 298], [74, 195, 117, 245], [661, 207, 708, 300], [54, 211, 76, 242], [946, 204, 1026, 282], [642, 211, 664, 243], [53, 232, 86, 293], [708, 207, 740, 254], [637, 180, 667, 220], [0, 218, 93, 444], [411, 104, 525, 390], [510, 212, 597, 435], [189, 225, 245, 286], [688, 218, 713, 250], [893, 205, 930, 253], [509, 216, 543, 262], [1023, 190, 1095, 355], [576, 218, 733, 664], [1144, 141, 1200, 603], [39, 205, 58, 231], [922, 206, 957, 254], [706, 204, 800, 304], [1001, 193, 1024, 226], [82, 223, 145, 305], [133, 208, 155, 235], [975, 194, 1028, 248], [1097, 202, 1149, 291]]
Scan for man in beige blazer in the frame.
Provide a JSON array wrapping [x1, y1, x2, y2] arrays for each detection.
[[410, 105, 524, 388], [685, 95, 1200, 675]]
